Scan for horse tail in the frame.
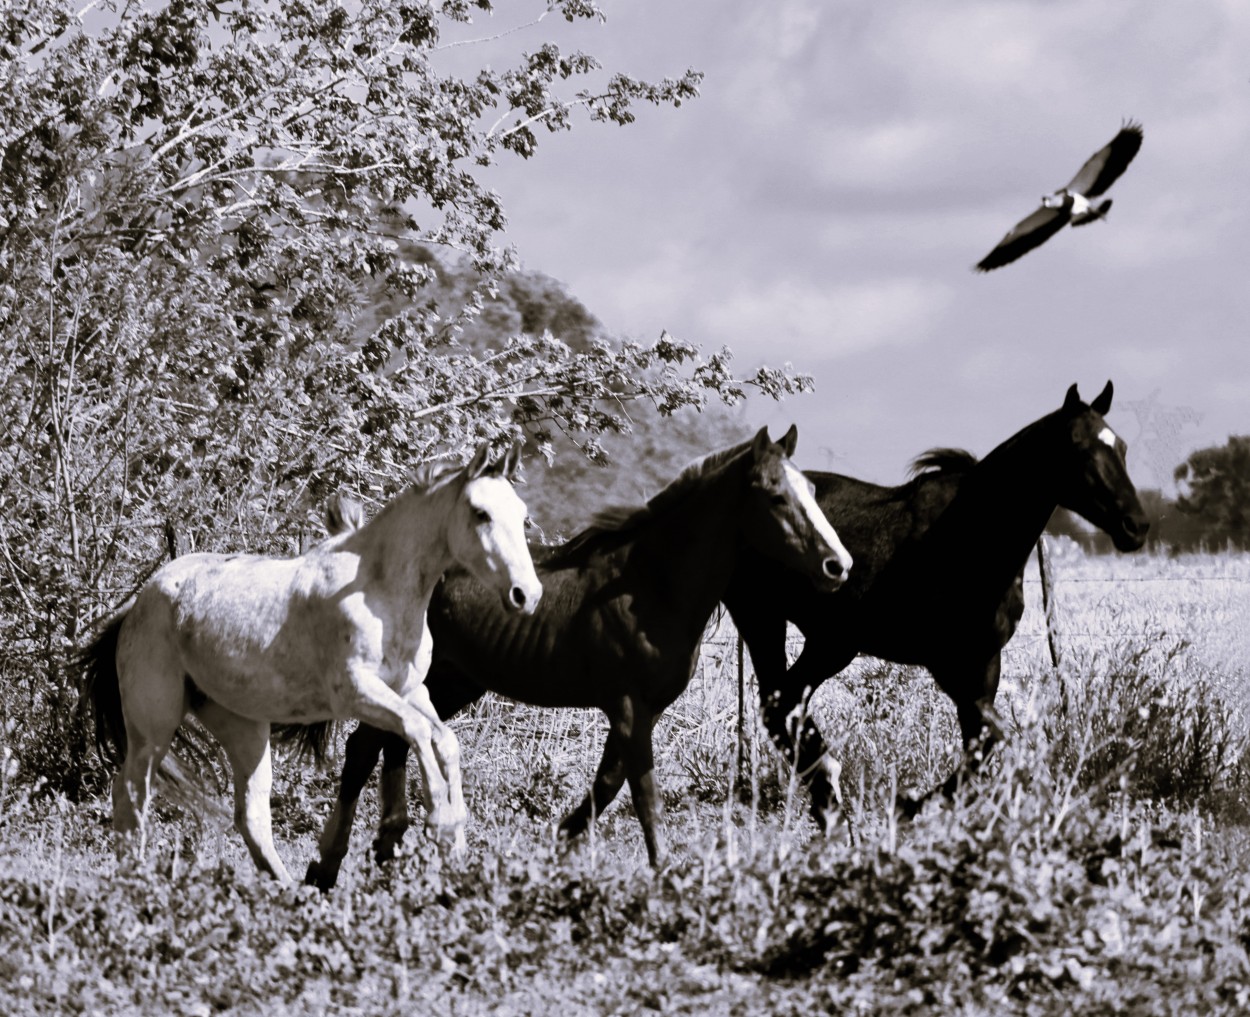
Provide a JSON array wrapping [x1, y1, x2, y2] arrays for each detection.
[[75, 612, 128, 766], [272, 721, 338, 767]]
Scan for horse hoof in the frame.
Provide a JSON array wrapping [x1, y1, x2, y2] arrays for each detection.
[[424, 818, 467, 861], [895, 795, 922, 821], [304, 861, 338, 893], [556, 813, 588, 842]]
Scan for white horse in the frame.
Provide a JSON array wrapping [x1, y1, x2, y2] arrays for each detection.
[[79, 443, 541, 881]]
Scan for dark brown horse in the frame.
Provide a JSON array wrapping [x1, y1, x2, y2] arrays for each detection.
[[722, 381, 1148, 826], [302, 427, 853, 889]]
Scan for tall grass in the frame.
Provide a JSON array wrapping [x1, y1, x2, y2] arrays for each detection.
[[1, 550, 1248, 1013]]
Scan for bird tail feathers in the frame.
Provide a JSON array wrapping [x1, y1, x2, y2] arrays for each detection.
[[1071, 198, 1112, 226]]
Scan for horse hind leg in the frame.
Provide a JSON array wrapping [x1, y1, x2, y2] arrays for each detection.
[[195, 700, 289, 881], [559, 727, 627, 843], [575, 695, 667, 867], [111, 608, 190, 840], [617, 697, 667, 867]]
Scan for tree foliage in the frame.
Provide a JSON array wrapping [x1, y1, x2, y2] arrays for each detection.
[[0, 0, 812, 783], [1174, 436, 1250, 551]]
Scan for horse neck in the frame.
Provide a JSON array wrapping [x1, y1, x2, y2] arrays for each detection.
[[347, 482, 458, 602], [949, 419, 1063, 587], [628, 457, 749, 627]]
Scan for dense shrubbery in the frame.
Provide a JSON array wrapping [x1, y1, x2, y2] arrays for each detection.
[[2, 555, 1248, 1014]]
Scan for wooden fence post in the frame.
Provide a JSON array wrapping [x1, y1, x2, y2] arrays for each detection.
[[1035, 536, 1060, 669]]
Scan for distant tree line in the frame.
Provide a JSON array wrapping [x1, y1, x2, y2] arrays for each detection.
[[1047, 435, 1250, 554]]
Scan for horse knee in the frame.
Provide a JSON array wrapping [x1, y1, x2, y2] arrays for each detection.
[[433, 725, 461, 774]]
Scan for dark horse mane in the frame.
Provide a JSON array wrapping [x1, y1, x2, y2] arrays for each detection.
[[908, 447, 979, 478], [543, 437, 755, 565]]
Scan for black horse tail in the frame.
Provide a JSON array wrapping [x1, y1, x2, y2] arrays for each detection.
[[910, 447, 978, 477], [273, 721, 338, 767], [75, 612, 129, 766]]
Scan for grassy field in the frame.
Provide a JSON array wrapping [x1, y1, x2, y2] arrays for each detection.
[[2, 547, 1249, 1015]]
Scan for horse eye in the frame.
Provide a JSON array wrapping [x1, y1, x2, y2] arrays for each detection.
[[770, 494, 788, 507], [474, 508, 491, 523], [524, 517, 534, 530]]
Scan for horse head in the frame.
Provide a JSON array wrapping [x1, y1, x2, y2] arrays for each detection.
[[741, 425, 853, 591], [446, 443, 543, 614], [1054, 381, 1149, 552]]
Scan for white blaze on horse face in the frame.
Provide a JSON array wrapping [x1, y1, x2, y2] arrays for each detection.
[[1097, 426, 1118, 449], [456, 475, 542, 614], [781, 462, 853, 576]]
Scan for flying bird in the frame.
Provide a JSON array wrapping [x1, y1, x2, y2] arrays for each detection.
[[975, 120, 1143, 272]]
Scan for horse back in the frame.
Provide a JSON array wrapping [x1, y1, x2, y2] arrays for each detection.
[[426, 551, 695, 711], [128, 550, 376, 721]]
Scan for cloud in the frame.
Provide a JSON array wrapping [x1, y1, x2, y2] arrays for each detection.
[[699, 277, 953, 359], [475, 0, 1250, 482]]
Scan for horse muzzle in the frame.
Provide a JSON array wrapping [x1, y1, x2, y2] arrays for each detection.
[[504, 581, 543, 615], [814, 552, 852, 593], [1112, 513, 1149, 552]]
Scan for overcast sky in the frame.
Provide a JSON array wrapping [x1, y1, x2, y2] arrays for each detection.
[[443, 0, 1249, 491]]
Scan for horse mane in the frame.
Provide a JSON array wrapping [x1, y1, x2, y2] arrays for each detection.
[[412, 458, 465, 493], [549, 438, 756, 562], [909, 447, 978, 477], [319, 461, 466, 544]]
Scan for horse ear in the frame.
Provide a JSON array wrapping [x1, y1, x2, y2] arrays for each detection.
[[1090, 380, 1113, 415], [778, 424, 798, 457], [465, 442, 491, 479], [1062, 383, 1082, 411], [325, 492, 363, 535], [500, 442, 522, 480], [750, 426, 772, 458]]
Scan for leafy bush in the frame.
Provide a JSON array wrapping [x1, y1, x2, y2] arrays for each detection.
[[1041, 637, 1250, 817], [0, 1, 816, 799]]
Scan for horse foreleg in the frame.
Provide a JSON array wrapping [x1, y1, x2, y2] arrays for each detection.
[[349, 675, 465, 859], [373, 673, 488, 868], [760, 641, 854, 834], [558, 728, 626, 842], [196, 702, 288, 881], [404, 680, 466, 856], [931, 655, 1005, 801], [303, 723, 387, 891]]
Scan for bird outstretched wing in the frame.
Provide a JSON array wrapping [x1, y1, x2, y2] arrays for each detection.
[[975, 200, 1072, 272], [1065, 120, 1143, 197]]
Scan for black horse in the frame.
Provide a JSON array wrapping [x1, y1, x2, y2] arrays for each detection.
[[310, 383, 1145, 885], [303, 427, 852, 889], [722, 380, 1148, 826]]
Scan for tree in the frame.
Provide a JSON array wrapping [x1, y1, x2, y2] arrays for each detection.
[[1174, 436, 1250, 550], [0, 0, 811, 789]]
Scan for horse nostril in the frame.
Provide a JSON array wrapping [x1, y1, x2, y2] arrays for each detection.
[[823, 557, 845, 579], [509, 586, 526, 609]]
